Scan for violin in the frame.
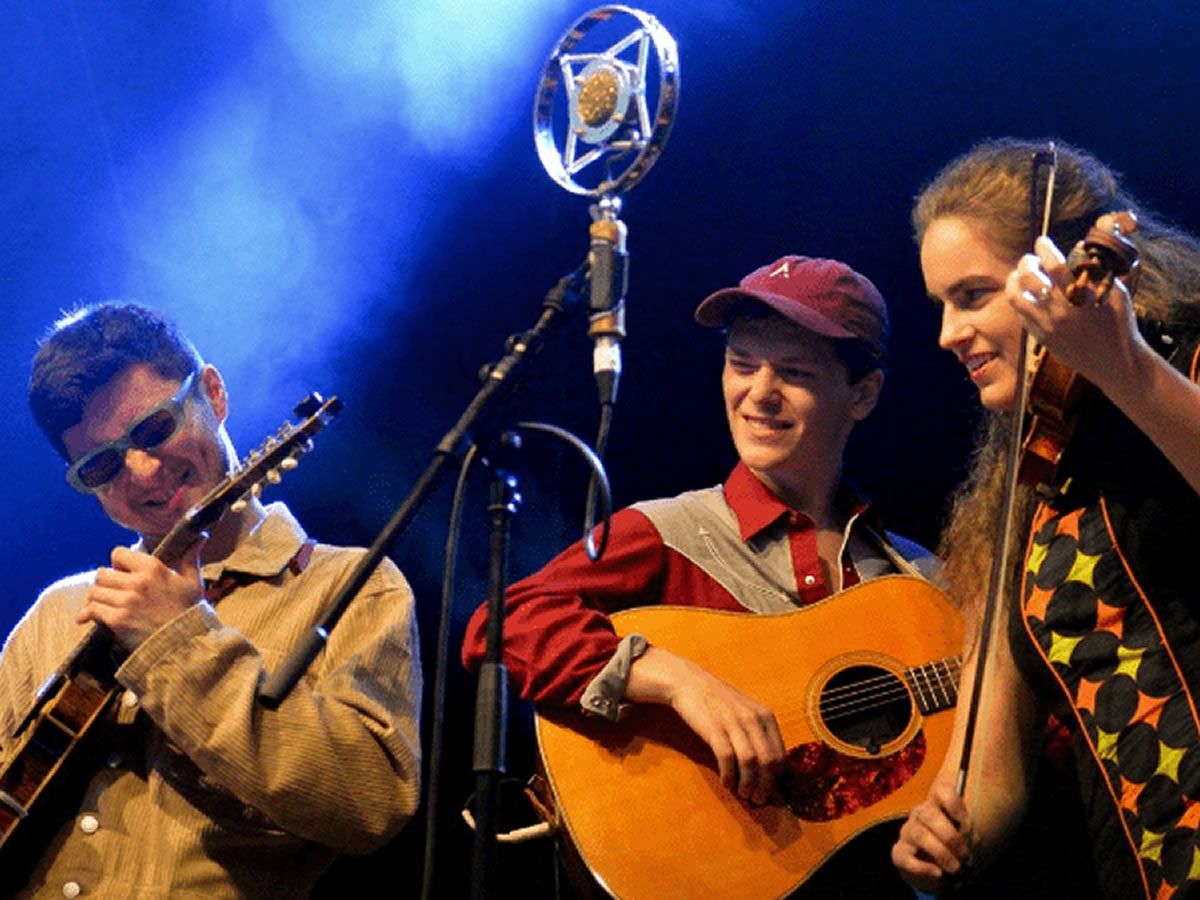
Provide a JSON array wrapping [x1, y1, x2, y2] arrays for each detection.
[[1018, 211, 1141, 494], [955, 148, 1143, 798]]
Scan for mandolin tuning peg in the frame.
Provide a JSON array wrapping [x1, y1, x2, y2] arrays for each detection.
[[294, 393, 324, 418], [280, 457, 299, 470], [251, 483, 263, 498], [266, 469, 282, 484], [231, 499, 247, 513]]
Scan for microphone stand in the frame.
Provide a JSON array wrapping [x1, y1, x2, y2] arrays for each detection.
[[257, 265, 586, 708], [462, 420, 612, 900], [470, 432, 521, 900]]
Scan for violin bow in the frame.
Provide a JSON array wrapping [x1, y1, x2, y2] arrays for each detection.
[[954, 142, 1057, 796]]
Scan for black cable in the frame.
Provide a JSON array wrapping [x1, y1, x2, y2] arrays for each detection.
[[420, 443, 480, 900], [581, 403, 613, 561]]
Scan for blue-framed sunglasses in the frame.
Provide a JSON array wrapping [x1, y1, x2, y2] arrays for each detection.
[[66, 371, 202, 494]]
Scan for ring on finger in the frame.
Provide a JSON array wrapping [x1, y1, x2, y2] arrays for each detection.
[[1037, 285, 1051, 302], [1020, 289, 1040, 305]]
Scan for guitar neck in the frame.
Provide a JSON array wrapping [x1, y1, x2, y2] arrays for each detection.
[[903, 655, 962, 715]]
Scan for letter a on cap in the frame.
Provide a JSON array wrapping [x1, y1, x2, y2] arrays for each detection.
[[769, 260, 791, 278]]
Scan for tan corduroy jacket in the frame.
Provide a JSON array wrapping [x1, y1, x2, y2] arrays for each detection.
[[0, 503, 421, 898]]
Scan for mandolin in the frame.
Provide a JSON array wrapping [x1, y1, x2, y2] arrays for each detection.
[[0, 392, 341, 882]]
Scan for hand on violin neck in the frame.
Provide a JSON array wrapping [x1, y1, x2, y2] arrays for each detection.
[[1005, 236, 1147, 395]]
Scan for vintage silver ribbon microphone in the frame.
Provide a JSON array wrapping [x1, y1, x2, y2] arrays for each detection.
[[533, 5, 680, 407], [458, 15, 679, 899]]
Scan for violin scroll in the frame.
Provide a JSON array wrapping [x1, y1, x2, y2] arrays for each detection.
[[1064, 210, 1139, 306], [1019, 210, 1141, 495]]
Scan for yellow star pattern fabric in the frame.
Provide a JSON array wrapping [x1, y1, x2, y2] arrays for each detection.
[[1021, 502, 1200, 895], [1066, 549, 1102, 587]]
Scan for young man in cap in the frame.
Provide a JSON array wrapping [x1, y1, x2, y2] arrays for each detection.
[[0, 303, 421, 898], [462, 256, 935, 896]]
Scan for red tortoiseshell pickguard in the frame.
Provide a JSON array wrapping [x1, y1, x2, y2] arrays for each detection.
[[781, 733, 926, 822]]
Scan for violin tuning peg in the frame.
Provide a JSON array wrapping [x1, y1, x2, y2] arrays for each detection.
[[1112, 210, 1138, 236]]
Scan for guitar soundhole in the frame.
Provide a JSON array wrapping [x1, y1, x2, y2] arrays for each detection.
[[818, 664, 912, 754]]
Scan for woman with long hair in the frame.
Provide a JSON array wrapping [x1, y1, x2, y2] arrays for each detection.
[[891, 139, 1200, 898]]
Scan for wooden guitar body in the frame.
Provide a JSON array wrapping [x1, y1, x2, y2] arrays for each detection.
[[535, 575, 962, 899]]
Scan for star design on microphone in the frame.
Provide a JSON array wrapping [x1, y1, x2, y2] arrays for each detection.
[[558, 26, 653, 177]]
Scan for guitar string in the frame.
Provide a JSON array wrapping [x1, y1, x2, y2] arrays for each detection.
[[819, 681, 958, 719], [770, 682, 963, 725], [820, 684, 956, 721], [792, 681, 961, 725], [817, 659, 963, 699], [768, 659, 964, 722], [816, 658, 963, 706], [770, 686, 957, 728]]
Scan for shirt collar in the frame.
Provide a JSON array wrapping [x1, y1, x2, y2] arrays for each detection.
[[722, 460, 871, 542], [198, 501, 307, 581]]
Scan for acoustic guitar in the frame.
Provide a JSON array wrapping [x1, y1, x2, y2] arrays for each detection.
[[535, 575, 962, 899], [0, 393, 341, 885]]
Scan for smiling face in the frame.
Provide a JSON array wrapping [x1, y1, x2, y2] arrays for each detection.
[[61, 364, 233, 544], [920, 215, 1025, 412], [722, 314, 880, 507]]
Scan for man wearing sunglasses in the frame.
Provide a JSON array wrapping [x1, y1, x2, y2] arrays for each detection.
[[64, 368, 204, 494], [1, 303, 421, 897]]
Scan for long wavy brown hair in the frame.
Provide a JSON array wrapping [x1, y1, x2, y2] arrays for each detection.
[[913, 138, 1200, 631]]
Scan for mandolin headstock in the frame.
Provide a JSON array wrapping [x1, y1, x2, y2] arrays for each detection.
[[153, 393, 343, 561]]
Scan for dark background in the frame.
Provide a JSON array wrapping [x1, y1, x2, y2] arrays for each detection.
[[3, 1, 1199, 895]]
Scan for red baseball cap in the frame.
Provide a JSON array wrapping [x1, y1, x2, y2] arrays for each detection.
[[694, 255, 888, 357]]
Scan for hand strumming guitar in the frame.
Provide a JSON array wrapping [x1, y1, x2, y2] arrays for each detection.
[[625, 645, 786, 806]]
